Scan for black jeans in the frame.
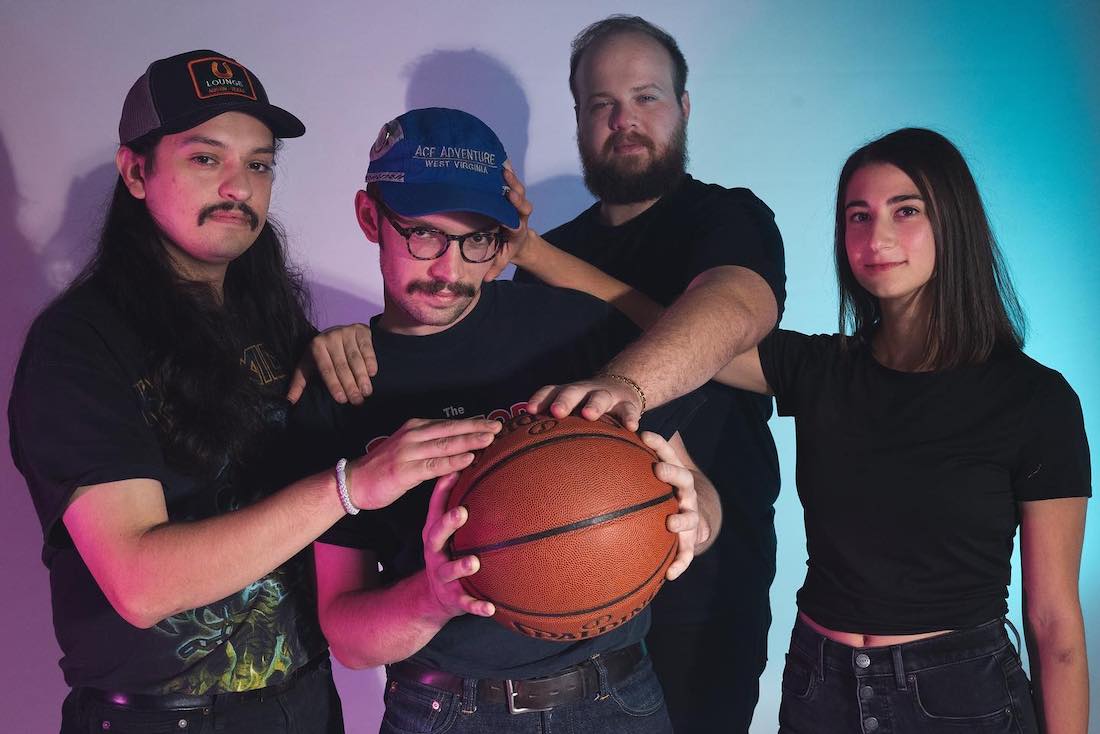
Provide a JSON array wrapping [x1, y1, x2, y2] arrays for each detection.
[[779, 617, 1039, 733], [60, 657, 344, 734]]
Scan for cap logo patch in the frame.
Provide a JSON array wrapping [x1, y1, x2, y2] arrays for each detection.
[[188, 56, 257, 101], [370, 119, 404, 161]]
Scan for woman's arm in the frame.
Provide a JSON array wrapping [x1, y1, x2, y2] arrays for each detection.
[[1019, 496, 1089, 734]]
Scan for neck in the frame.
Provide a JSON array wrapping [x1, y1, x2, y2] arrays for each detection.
[[873, 295, 933, 371], [162, 241, 227, 303], [598, 197, 661, 227]]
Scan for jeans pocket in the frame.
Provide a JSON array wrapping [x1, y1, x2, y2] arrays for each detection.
[[380, 679, 460, 734], [780, 651, 817, 701], [83, 705, 207, 734], [910, 654, 1014, 723], [609, 659, 665, 717]]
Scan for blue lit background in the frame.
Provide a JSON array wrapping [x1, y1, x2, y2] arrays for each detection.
[[0, 2, 1095, 731]]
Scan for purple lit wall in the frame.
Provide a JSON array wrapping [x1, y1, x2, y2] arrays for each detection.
[[1, 2, 1096, 732]]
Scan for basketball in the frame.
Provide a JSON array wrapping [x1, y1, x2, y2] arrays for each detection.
[[446, 413, 679, 640]]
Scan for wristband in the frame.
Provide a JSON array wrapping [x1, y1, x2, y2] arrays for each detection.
[[335, 458, 360, 515], [599, 372, 647, 413]]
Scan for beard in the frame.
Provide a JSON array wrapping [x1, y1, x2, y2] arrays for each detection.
[[580, 118, 688, 205]]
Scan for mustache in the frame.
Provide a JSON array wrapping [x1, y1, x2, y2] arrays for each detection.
[[197, 202, 260, 230], [407, 279, 476, 297], [603, 130, 656, 155]]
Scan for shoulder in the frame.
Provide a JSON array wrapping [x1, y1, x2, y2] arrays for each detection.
[[21, 280, 137, 369], [998, 349, 1082, 409], [543, 202, 601, 250], [676, 176, 777, 222], [492, 279, 613, 322]]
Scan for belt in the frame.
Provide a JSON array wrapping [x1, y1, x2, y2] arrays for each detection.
[[79, 652, 329, 712], [386, 642, 645, 714]]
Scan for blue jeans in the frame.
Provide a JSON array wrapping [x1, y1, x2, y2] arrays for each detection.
[[379, 653, 671, 734], [60, 657, 344, 734], [779, 617, 1039, 733]]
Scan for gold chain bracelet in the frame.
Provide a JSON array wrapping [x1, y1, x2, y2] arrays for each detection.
[[598, 372, 647, 413]]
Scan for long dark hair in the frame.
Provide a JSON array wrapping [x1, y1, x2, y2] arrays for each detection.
[[834, 128, 1025, 368], [69, 134, 313, 477]]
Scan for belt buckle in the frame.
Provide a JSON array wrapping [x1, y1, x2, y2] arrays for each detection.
[[505, 679, 552, 715]]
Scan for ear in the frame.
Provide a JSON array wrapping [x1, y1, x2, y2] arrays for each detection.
[[680, 91, 691, 121], [116, 146, 149, 200], [355, 189, 381, 244]]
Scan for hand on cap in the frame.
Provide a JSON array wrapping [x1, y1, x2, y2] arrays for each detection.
[[486, 163, 535, 280]]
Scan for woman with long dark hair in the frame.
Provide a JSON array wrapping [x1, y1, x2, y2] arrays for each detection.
[[719, 128, 1089, 732]]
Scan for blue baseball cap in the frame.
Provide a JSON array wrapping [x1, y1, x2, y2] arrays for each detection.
[[365, 108, 519, 229]]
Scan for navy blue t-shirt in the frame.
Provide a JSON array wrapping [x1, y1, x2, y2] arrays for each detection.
[[293, 281, 701, 678]]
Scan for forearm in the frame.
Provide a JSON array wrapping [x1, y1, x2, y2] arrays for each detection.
[[1025, 611, 1089, 734], [604, 266, 777, 409], [514, 232, 664, 329], [322, 572, 450, 669], [79, 471, 346, 628]]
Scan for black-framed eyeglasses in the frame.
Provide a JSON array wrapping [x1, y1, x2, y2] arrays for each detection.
[[380, 205, 504, 263]]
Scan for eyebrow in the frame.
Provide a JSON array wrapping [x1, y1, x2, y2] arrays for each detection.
[[844, 193, 923, 210], [179, 135, 276, 156], [586, 83, 665, 102]]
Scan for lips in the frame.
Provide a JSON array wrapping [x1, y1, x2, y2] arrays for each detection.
[[865, 261, 905, 271]]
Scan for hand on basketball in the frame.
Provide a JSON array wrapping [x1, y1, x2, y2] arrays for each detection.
[[348, 418, 502, 510], [422, 473, 496, 620], [641, 432, 707, 581], [287, 323, 377, 405], [527, 376, 643, 432]]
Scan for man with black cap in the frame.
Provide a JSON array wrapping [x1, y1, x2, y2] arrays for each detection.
[[9, 51, 498, 733], [294, 107, 718, 733]]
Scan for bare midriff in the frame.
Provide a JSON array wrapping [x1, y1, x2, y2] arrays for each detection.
[[799, 612, 953, 648]]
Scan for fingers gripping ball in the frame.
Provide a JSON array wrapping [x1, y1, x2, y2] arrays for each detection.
[[446, 414, 678, 640]]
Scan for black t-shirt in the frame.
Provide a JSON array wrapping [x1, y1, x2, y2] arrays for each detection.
[[758, 330, 1092, 633], [8, 279, 326, 694], [293, 281, 700, 679], [515, 175, 787, 623]]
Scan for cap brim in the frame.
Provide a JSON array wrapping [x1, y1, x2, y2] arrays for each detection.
[[378, 182, 520, 229], [158, 101, 305, 139]]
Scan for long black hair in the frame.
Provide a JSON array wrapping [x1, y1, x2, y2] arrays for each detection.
[[834, 128, 1025, 368], [70, 133, 313, 477]]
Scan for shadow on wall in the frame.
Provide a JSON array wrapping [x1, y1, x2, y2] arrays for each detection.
[[0, 131, 118, 731], [403, 48, 593, 238]]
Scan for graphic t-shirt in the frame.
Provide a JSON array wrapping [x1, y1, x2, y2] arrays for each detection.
[[8, 279, 325, 694], [294, 280, 700, 679]]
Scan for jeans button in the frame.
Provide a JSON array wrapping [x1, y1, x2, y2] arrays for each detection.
[[864, 716, 879, 732], [855, 653, 871, 669], [860, 685, 874, 699]]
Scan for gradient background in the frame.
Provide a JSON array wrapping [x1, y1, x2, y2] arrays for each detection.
[[1, 1, 1096, 731]]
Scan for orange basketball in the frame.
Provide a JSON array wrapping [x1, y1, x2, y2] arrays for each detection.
[[446, 413, 679, 640]]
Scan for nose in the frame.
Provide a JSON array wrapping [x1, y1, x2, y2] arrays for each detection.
[[608, 103, 636, 131], [218, 163, 253, 202], [426, 238, 464, 281], [869, 215, 895, 252]]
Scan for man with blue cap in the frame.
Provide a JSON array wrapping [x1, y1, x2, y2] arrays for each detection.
[[294, 107, 720, 733]]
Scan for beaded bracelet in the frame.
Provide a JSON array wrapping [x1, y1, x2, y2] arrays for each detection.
[[335, 458, 360, 515]]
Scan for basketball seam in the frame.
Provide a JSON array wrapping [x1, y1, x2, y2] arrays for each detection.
[[453, 431, 655, 507], [453, 491, 676, 556], [463, 537, 677, 618]]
